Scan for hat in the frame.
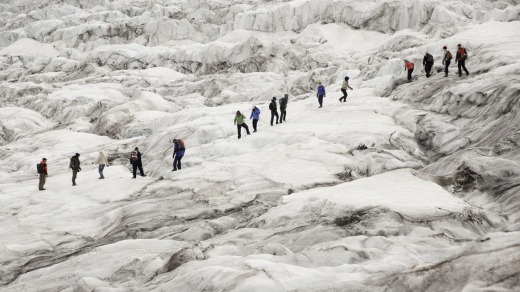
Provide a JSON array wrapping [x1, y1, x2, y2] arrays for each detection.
[[457, 44, 461, 46], [75, 153, 80, 157], [443, 46, 447, 49]]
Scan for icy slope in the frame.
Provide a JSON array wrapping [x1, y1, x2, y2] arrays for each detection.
[[1, 0, 520, 291]]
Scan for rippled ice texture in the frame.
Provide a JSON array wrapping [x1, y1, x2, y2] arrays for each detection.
[[1, 0, 519, 291]]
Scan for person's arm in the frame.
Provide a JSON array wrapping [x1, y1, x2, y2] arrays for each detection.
[[250, 111, 253, 119], [234, 116, 237, 125], [348, 82, 353, 90]]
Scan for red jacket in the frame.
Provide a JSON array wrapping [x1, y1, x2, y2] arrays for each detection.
[[404, 61, 414, 70], [40, 160, 48, 175], [456, 47, 467, 62]]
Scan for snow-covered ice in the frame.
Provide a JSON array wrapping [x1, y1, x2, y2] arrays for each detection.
[[1, 0, 519, 291]]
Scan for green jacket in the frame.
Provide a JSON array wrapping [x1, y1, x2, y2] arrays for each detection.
[[234, 114, 245, 125]]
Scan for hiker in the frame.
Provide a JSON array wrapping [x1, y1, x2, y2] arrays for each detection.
[[423, 52, 434, 78], [456, 44, 469, 77], [234, 110, 251, 139], [250, 105, 261, 132], [279, 94, 288, 123], [269, 97, 279, 125], [442, 46, 452, 77], [69, 153, 81, 186], [317, 82, 325, 108], [404, 59, 414, 82], [37, 158, 48, 191], [339, 76, 353, 102], [172, 139, 185, 171], [130, 147, 146, 178], [95, 150, 109, 179]]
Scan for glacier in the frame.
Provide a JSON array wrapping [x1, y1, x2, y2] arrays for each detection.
[[0, 0, 519, 291]]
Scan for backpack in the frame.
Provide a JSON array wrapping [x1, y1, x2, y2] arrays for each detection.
[[463, 48, 468, 60], [131, 151, 138, 161], [269, 102, 274, 111], [37, 163, 43, 174], [426, 54, 434, 63], [446, 51, 452, 60]]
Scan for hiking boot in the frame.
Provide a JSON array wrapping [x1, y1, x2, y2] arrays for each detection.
[[444, 74, 448, 77]]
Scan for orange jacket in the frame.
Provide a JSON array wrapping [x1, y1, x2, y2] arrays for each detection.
[[40, 160, 48, 175], [404, 61, 414, 70], [456, 47, 467, 62]]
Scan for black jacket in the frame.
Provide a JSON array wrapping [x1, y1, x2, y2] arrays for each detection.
[[423, 53, 434, 65], [130, 150, 142, 164], [70, 156, 81, 171]]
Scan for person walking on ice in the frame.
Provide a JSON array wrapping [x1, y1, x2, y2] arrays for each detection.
[[69, 153, 81, 186], [317, 82, 325, 108], [234, 110, 251, 139], [279, 94, 288, 122], [95, 150, 109, 179], [423, 52, 434, 78], [269, 97, 279, 125], [442, 46, 452, 77], [250, 106, 261, 132], [404, 59, 414, 82], [339, 76, 353, 102], [456, 44, 469, 77], [172, 139, 185, 171], [130, 147, 146, 178], [37, 158, 48, 190]]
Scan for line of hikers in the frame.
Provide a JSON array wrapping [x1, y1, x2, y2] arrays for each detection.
[[36, 140, 186, 190], [404, 44, 470, 82]]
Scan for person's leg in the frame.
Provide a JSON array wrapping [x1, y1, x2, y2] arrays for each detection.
[[445, 60, 450, 76], [237, 125, 241, 138], [458, 61, 462, 76], [270, 111, 274, 126], [132, 163, 137, 178], [252, 119, 258, 132], [279, 110, 284, 123], [318, 95, 323, 107], [407, 69, 412, 81], [242, 123, 250, 135], [41, 174, 46, 189], [99, 164, 105, 178], [340, 89, 347, 102], [72, 170, 77, 185], [461, 60, 469, 75], [173, 156, 179, 170], [39, 174, 44, 190], [426, 63, 432, 77], [177, 156, 183, 170], [275, 111, 279, 124], [138, 163, 145, 176]]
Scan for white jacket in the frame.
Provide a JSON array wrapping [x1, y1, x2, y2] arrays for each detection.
[[95, 151, 109, 165]]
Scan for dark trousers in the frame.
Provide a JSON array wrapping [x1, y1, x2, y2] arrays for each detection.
[[425, 62, 433, 77], [340, 89, 348, 102], [72, 170, 78, 185], [270, 110, 279, 125], [173, 156, 183, 170], [237, 123, 250, 138], [252, 119, 258, 131], [444, 60, 451, 74], [39, 173, 46, 190], [280, 109, 286, 122], [317, 95, 324, 107], [132, 162, 144, 178], [407, 69, 414, 81], [458, 59, 469, 76], [98, 164, 105, 178]]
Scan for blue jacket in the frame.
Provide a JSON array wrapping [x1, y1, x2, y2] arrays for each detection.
[[317, 85, 326, 96], [250, 108, 261, 120], [174, 143, 185, 157]]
